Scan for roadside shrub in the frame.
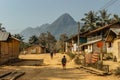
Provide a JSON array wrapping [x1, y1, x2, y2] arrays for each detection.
[[66, 52, 75, 59], [59, 50, 64, 54], [115, 67, 120, 75], [74, 56, 81, 65]]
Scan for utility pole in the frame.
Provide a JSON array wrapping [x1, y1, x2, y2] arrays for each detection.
[[0, 23, 2, 30], [0, 23, 1, 64], [78, 22, 80, 53]]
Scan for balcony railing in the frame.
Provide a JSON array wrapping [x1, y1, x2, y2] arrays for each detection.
[[87, 35, 102, 42]]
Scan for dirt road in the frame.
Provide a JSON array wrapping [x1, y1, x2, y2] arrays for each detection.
[[0, 53, 119, 80]]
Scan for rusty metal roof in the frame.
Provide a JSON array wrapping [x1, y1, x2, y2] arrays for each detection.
[[110, 28, 120, 35], [0, 31, 10, 41]]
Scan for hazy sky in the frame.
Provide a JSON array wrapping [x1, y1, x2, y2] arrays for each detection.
[[0, 0, 120, 34]]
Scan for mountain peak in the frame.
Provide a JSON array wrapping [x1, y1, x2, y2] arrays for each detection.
[[59, 13, 75, 22], [51, 13, 76, 27], [60, 13, 71, 18]]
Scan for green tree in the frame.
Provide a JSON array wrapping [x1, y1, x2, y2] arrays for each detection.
[[14, 34, 25, 51], [39, 32, 56, 52], [98, 9, 111, 26], [46, 31, 56, 51], [39, 33, 47, 47], [81, 11, 98, 31], [14, 34, 24, 41], [112, 14, 120, 22], [29, 35, 39, 45], [59, 34, 68, 52]]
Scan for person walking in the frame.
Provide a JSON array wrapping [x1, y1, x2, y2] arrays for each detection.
[[61, 55, 67, 70], [50, 51, 53, 59]]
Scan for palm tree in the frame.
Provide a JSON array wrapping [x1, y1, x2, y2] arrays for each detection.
[[98, 9, 111, 26], [81, 11, 98, 31], [112, 14, 120, 22]]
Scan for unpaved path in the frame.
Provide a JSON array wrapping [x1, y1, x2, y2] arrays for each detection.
[[0, 53, 119, 80]]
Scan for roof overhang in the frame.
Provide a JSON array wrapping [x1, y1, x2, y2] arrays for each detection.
[[110, 28, 120, 35], [82, 22, 120, 36], [11, 36, 21, 42], [80, 39, 102, 47]]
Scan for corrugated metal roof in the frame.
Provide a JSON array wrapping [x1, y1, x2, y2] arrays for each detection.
[[0, 31, 10, 41], [11, 36, 21, 42], [82, 22, 120, 36], [110, 28, 120, 35]]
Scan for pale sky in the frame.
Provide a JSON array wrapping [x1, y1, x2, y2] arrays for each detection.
[[0, 0, 120, 34]]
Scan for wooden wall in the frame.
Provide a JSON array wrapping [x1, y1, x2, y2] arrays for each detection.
[[26, 45, 46, 54], [0, 38, 20, 65]]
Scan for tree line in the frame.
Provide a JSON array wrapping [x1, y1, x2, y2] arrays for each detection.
[[13, 31, 68, 53]]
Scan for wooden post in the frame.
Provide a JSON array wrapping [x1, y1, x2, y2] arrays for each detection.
[[100, 47, 103, 61], [0, 41, 1, 64], [78, 22, 80, 53]]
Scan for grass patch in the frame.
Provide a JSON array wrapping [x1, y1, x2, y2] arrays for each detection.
[[74, 56, 81, 65], [66, 52, 75, 59]]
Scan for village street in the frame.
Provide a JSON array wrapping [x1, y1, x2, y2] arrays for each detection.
[[0, 53, 120, 80]]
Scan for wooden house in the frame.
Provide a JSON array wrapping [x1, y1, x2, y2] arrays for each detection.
[[65, 35, 78, 53], [0, 31, 20, 65], [24, 45, 46, 54], [79, 22, 120, 62], [65, 33, 87, 53], [105, 27, 120, 61], [80, 22, 120, 55]]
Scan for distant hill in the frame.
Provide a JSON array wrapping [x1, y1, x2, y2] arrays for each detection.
[[20, 13, 83, 41]]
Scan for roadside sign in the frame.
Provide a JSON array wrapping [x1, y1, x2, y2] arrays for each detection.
[[97, 41, 103, 48]]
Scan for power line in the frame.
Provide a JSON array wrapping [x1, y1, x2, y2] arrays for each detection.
[[100, 0, 116, 10], [100, 0, 119, 10]]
